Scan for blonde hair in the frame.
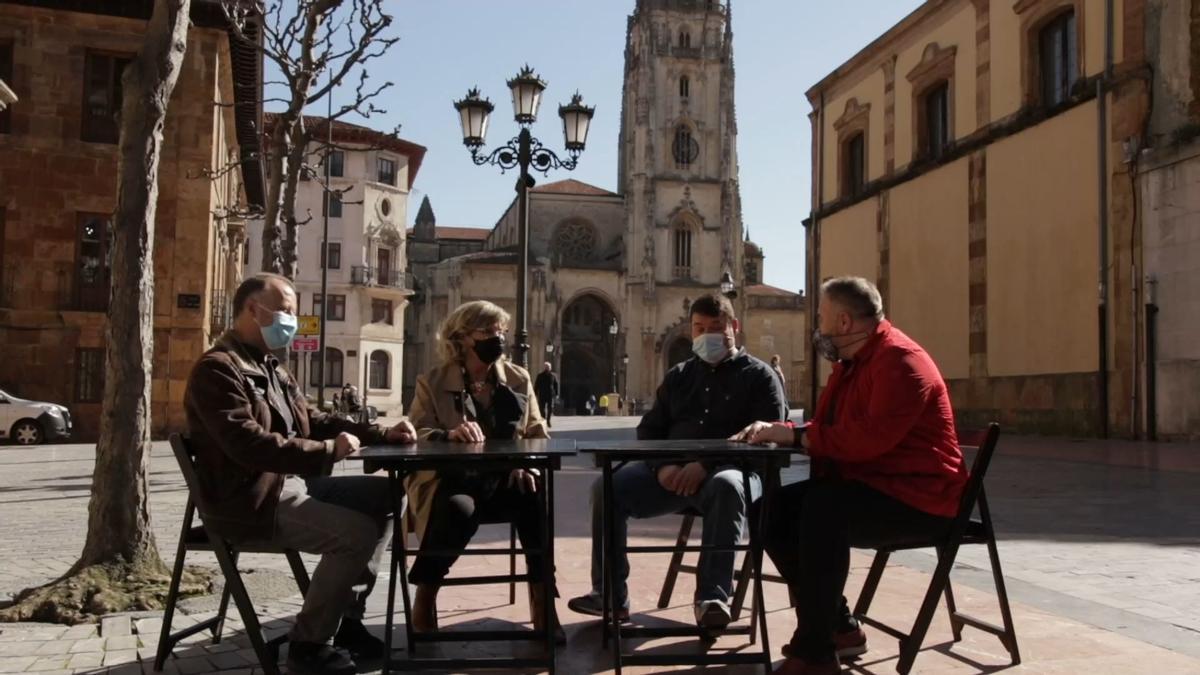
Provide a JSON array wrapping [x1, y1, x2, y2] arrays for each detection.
[[436, 300, 512, 364]]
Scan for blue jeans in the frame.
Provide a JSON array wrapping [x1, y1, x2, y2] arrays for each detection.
[[589, 461, 762, 608]]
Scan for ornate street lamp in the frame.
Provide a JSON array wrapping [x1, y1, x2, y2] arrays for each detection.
[[621, 353, 630, 411], [455, 66, 595, 369]]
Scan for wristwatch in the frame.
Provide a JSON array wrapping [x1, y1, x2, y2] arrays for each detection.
[[792, 425, 807, 449]]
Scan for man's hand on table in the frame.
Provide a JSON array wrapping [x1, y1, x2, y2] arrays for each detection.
[[657, 461, 708, 497], [333, 432, 361, 461], [385, 419, 417, 444], [448, 421, 485, 443], [731, 421, 794, 447]]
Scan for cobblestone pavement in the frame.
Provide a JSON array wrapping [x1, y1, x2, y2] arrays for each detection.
[[1, 415, 1198, 673]]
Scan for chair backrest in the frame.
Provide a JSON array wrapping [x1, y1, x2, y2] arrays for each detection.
[[169, 433, 208, 515], [950, 423, 1001, 527]]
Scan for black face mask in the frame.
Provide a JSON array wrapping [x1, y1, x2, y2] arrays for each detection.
[[472, 335, 505, 364]]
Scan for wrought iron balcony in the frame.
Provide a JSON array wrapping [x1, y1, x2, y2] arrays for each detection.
[[351, 266, 412, 290]]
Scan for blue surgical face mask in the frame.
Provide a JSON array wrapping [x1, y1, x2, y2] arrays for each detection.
[[257, 307, 298, 350], [693, 332, 731, 365]]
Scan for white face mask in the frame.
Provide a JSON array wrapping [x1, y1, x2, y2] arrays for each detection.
[[692, 333, 731, 365]]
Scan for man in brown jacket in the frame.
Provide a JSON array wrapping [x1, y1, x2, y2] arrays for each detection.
[[185, 273, 415, 675]]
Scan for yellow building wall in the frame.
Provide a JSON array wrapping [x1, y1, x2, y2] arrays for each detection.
[[819, 199, 879, 282], [986, 102, 1099, 376], [821, 69, 887, 205], [889, 159, 971, 380], [895, 3, 979, 168]]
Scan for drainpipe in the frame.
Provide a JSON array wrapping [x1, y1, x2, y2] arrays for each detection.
[[1144, 275, 1158, 441], [1096, 0, 1115, 437], [809, 90, 825, 417]]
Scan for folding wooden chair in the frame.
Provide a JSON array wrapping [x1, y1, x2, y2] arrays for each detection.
[[155, 434, 311, 675], [852, 423, 1020, 674]]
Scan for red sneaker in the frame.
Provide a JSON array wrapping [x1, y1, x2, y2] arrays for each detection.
[[772, 656, 843, 675]]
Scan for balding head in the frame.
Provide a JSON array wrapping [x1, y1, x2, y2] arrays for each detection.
[[543, 361, 552, 372]]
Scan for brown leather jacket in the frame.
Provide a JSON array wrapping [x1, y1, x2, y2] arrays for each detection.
[[184, 331, 388, 541]]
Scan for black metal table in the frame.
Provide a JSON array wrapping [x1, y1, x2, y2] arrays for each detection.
[[359, 438, 578, 674], [580, 439, 794, 674]]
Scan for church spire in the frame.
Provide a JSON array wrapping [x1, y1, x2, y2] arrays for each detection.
[[414, 195, 436, 240]]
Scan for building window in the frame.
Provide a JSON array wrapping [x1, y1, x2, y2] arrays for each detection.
[[842, 132, 866, 198], [923, 82, 950, 158], [82, 51, 132, 144], [310, 348, 344, 388], [328, 150, 344, 178], [0, 42, 12, 134], [679, 31, 691, 48], [75, 348, 104, 403], [369, 350, 390, 389], [372, 299, 393, 325], [321, 241, 341, 269], [323, 192, 343, 218], [377, 157, 397, 186], [1039, 10, 1078, 107], [76, 213, 111, 311], [243, 239, 250, 267], [672, 125, 698, 168], [672, 226, 692, 279], [313, 293, 346, 321], [679, 75, 690, 98]]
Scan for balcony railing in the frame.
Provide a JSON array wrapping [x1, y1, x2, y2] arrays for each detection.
[[351, 266, 412, 289], [672, 265, 693, 281]]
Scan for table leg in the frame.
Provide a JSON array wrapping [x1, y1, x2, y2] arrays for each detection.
[[544, 459, 557, 674], [750, 461, 774, 670], [383, 471, 403, 675], [603, 459, 623, 674]]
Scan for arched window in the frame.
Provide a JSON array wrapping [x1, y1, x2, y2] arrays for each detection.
[[672, 125, 699, 168], [672, 223, 693, 279], [679, 31, 691, 48], [369, 350, 390, 389], [310, 347, 344, 388], [679, 75, 690, 98]]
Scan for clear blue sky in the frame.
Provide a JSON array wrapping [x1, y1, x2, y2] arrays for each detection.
[[314, 1, 924, 293]]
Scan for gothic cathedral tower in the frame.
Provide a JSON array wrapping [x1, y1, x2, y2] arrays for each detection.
[[620, 0, 744, 397]]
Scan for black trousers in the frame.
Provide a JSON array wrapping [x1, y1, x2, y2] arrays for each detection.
[[538, 398, 553, 426], [762, 478, 952, 663], [409, 471, 547, 586]]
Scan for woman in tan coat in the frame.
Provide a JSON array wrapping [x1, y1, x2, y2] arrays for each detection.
[[405, 300, 562, 640]]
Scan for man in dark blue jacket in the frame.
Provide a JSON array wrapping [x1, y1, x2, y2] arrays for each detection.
[[567, 293, 787, 629]]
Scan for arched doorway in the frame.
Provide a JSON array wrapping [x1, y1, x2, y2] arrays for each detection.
[[666, 336, 692, 373], [560, 294, 616, 414]]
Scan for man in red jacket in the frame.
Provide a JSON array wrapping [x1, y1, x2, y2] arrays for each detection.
[[734, 276, 967, 675]]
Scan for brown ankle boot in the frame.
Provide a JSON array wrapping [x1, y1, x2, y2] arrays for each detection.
[[412, 584, 439, 633], [528, 583, 566, 644]]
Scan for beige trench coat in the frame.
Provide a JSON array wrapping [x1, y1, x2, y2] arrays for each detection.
[[404, 359, 549, 539]]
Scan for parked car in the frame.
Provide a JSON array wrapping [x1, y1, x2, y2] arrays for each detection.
[[0, 388, 72, 445]]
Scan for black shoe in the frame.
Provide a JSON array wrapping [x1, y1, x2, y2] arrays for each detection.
[[567, 591, 630, 622], [286, 641, 356, 675], [333, 617, 385, 661]]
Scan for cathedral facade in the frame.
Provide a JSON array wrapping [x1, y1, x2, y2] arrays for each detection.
[[405, 0, 808, 414]]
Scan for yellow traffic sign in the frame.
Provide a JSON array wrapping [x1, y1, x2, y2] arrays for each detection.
[[298, 315, 321, 336]]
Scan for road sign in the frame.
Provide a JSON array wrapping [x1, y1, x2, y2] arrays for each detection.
[[298, 315, 321, 336], [291, 336, 320, 352]]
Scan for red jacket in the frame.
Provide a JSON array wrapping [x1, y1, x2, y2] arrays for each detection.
[[805, 320, 967, 518]]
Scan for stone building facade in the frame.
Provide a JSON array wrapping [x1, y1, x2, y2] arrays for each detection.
[[1135, 0, 1200, 439], [0, 0, 262, 440], [805, 0, 1159, 437], [244, 116, 426, 416], [407, 0, 808, 414]]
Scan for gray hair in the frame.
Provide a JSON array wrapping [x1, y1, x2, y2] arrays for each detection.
[[821, 276, 885, 322]]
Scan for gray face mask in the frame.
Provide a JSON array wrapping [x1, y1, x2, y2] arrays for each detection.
[[813, 328, 872, 362]]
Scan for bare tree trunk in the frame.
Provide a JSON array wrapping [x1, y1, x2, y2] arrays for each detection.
[[280, 127, 309, 279], [260, 122, 289, 273], [82, 0, 193, 570]]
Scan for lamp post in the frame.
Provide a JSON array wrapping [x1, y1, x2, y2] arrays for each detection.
[[621, 353, 629, 412], [454, 66, 595, 370], [608, 317, 619, 395], [720, 271, 737, 299]]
